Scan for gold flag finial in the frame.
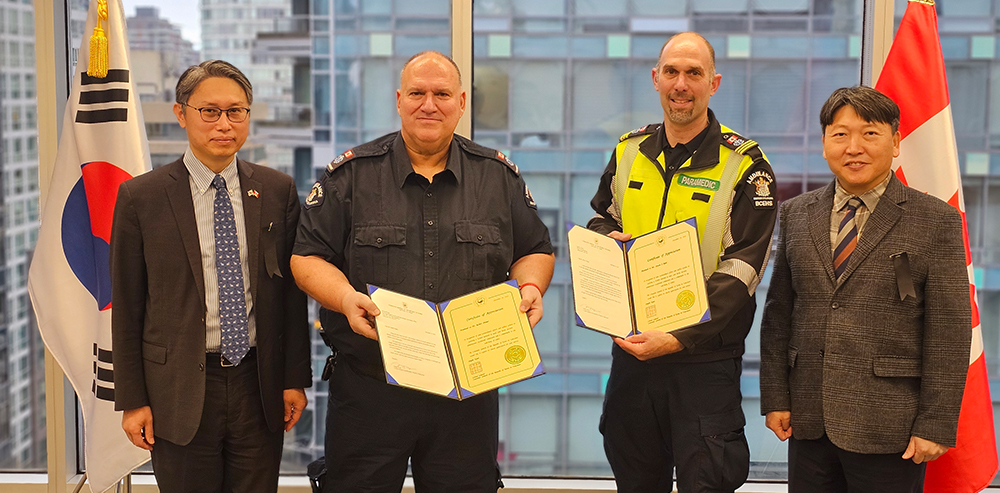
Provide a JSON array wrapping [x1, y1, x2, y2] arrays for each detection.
[[87, 0, 109, 78]]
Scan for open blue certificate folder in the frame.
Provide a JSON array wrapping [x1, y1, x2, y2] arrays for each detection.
[[368, 280, 545, 400], [567, 218, 711, 338]]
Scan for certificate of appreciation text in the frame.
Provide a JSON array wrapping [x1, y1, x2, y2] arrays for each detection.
[[370, 281, 545, 399], [567, 218, 711, 338]]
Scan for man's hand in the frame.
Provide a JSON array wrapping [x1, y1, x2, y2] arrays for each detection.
[[519, 284, 544, 327], [342, 291, 380, 340], [902, 436, 949, 464], [608, 231, 632, 242], [614, 331, 684, 360], [122, 406, 154, 451], [765, 411, 793, 441], [283, 388, 308, 432]]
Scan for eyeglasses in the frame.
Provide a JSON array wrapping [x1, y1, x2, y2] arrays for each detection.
[[179, 103, 251, 123]]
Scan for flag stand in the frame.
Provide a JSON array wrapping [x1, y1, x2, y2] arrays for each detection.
[[71, 473, 87, 493], [116, 474, 131, 493]]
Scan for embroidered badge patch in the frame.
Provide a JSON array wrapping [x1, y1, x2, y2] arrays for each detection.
[[327, 149, 355, 172], [745, 170, 774, 208], [497, 150, 519, 174], [304, 181, 324, 209], [676, 174, 721, 191]]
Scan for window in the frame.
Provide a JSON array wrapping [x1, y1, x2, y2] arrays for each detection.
[[471, 0, 861, 477]]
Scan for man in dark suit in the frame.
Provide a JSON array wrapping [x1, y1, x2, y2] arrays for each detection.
[[760, 86, 972, 492], [110, 60, 311, 492]]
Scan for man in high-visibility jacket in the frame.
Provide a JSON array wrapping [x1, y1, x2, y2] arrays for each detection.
[[589, 32, 777, 493]]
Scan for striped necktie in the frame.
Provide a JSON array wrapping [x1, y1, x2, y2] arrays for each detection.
[[833, 197, 863, 279], [212, 174, 250, 365]]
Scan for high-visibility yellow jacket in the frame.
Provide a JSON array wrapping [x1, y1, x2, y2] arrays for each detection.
[[588, 112, 778, 361]]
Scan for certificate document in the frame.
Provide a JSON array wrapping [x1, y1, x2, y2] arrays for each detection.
[[370, 280, 545, 399], [567, 218, 711, 338]]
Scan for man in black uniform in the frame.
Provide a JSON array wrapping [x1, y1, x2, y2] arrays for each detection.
[[589, 33, 777, 492], [291, 51, 554, 492]]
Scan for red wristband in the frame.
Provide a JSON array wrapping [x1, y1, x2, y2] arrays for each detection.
[[519, 282, 541, 294]]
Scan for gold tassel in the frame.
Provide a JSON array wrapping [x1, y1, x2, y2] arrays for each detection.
[[87, 0, 109, 78]]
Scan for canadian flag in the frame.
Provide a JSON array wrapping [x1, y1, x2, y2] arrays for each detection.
[[875, 1, 998, 491]]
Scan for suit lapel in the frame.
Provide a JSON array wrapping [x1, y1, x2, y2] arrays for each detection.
[[165, 160, 207, 306], [838, 176, 904, 285], [238, 159, 262, 302], [806, 182, 837, 283]]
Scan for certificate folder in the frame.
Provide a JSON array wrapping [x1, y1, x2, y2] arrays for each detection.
[[368, 280, 545, 400], [567, 218, 711, 338]]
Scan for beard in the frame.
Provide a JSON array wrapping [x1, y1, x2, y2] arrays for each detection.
[[666, 94, 698, 125]]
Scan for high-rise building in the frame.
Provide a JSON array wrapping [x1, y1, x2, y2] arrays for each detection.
[[1, 0, 59, 470], [201, 0, 303, 178], [0, 0, 43, 470], [126, 6, 199, 100]]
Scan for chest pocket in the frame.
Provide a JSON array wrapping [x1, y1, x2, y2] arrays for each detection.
[[353, 224, 406, 286], [455, 221, 502, 281]]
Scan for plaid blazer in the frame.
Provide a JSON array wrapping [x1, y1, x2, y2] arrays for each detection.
[[759, 174, 971, 454]]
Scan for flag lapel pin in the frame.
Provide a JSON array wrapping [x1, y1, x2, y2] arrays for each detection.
[[247, 189, 259, 198]]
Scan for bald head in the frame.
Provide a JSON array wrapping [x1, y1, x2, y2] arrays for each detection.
[[400, 51, 462, 87], [657, 32, 716, 76]]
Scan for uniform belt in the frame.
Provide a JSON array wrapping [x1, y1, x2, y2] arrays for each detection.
[[206, 347, 256, 368]]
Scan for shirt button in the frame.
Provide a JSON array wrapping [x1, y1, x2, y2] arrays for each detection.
[[376, 237, 383, 244], [477, 234, 483, 241], [831, 302, 839, 309], [427, 220, 434, 226], [198, 363, 205, 371], [428, 251, 434, 257], [428, 283, 434, 289], [426, 192, 432, 197]]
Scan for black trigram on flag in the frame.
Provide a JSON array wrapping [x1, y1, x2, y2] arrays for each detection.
[[76, 69, 130, 124], [92, 343, 115, 402]]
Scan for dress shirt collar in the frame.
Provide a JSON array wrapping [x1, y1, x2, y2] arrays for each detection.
[[833, 172, 891, 213], [183, 148, 240, 196]]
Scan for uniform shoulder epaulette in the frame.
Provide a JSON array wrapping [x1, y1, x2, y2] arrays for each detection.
[[720, 130, 760, 155], [619, 123, 659, 142], [456, 135, 520, 176], [325, 133, 395, 174]]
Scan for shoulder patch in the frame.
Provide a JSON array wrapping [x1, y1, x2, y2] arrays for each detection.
[[619, 124, 659, 142], [304, 181, 325, 209], [721, 132, 759, 154], [495, 150, 520, 175], [326, 149, 355, 173], [744, 170, 775, 209], [524, 183, 537, 209]]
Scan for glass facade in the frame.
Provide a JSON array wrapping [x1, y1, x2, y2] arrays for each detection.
[[8, 0, 1000, 487], [470, 0, 864, 478]]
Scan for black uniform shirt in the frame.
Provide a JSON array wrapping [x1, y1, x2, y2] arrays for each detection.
[[294, 131, 553, 377]]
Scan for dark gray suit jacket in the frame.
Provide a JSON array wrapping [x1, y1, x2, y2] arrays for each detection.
[[110, 158, 311, 446], [760, 175, 971, 454]]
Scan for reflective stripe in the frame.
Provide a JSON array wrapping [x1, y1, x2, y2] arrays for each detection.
[[700, 151, 745, 276], [610, 136, 646, 227], [716, 257, 761, 294]]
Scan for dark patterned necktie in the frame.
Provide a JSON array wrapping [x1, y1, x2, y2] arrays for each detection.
[[212, 174, 249, 365], [833, 197, 863, 279]]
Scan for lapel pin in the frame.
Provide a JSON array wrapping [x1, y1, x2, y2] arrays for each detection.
[[268, 222, 273, 231], [247, 189, 259, 198]]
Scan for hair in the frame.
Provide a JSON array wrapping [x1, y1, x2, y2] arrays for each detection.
[[820, 86, 900, 134], [399, 50, 463, 86], [657, 32, 716, 75], [175, 60, 253, 105]]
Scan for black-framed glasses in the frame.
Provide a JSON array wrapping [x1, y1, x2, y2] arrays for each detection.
[[180, 103, 251, 123]]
